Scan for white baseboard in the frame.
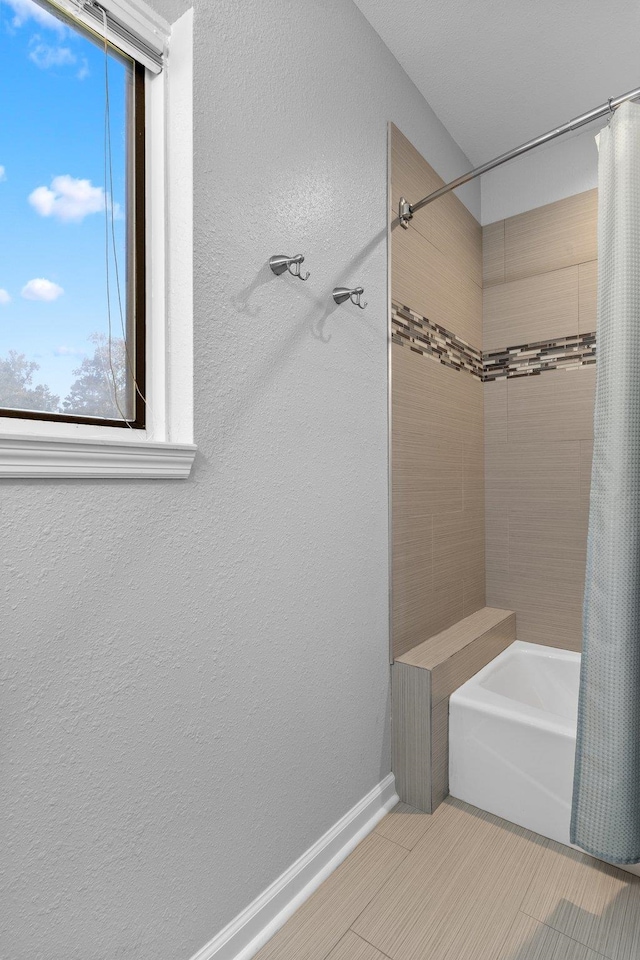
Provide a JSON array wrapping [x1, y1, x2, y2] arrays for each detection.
[[189, 773, 399, 960]]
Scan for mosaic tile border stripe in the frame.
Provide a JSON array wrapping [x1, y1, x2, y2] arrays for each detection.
[[392, 303, 484, 378], [391, 302, 597, 381], [483, 332, 596, 380]]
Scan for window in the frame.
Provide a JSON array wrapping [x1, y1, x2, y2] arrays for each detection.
[[1, 1, 145, 426], [0, 0, 195, 477]]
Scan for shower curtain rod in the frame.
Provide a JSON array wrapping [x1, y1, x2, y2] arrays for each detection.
[[398, 82, 640, 228]]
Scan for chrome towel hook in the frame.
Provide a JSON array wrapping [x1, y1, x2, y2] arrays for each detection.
[[269, 254, 310, 281], [332, 286, 367, 310]]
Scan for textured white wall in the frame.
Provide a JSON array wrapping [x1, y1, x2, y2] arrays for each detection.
[[481, 126, 600, 223], [0, 2, 477, 959]]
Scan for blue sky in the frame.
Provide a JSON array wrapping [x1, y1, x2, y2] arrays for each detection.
[[0, 0, 128, 405]]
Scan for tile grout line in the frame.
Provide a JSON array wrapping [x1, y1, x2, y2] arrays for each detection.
[[506, 366, 510, 444], [487, 906, 534, 960], [255, 833, 411, 960], [487, 221, 597, 288], [339, 836, 418, 946], [615, 880, 640, 960], [394, 192, 483, 289], [346, 928, 396, 960], [372, 823, 420, 853], [576, 260, 581, 340], [519, 910, 616, 960], [514, 836, 551, 912], [372, 826, 423, 854], [430, 515, 434, 587]]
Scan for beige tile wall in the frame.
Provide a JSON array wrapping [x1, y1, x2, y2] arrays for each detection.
[[483, 189, 598, 651], [391, 124, 484, 660]]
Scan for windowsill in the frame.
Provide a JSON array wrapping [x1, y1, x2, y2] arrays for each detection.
[[0, 431, 197, 478]]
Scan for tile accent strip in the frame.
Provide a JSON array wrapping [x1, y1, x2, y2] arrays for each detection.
[[483, 332, 596, 380], [392, 303, 484, 378], [391, 301, 596, 381]]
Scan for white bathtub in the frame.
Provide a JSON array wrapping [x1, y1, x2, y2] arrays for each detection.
[[449, 640, 640, 877]]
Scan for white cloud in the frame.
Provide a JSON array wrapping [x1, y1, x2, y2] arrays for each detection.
[[21, 278, 64, 302], [0, 166, 5, 182], [0, 288, 11, 304], [77, 57, 89, 81], [29, 175, 120, 223], [29, 41, 75, 70], [3, 0, 65, 33], [53, 345, 85, 357]]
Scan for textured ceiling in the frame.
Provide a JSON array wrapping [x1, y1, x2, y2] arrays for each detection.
[[352, 0, 640, 165]]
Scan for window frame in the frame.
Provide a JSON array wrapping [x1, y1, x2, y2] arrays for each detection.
[[0, 50, 147, 431], [0, 2, 195, 478]]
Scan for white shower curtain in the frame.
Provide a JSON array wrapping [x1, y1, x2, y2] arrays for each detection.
[[571, 101, 640, 863]]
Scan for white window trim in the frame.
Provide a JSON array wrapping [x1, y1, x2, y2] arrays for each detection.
[[0, 3, 196, 479]]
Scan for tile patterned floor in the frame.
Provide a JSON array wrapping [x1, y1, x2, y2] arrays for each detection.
[[254, 797, 640, 960]]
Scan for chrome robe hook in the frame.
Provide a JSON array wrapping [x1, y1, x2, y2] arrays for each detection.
[[269, 254, 310, 281], [332, 286, 367, 309]]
